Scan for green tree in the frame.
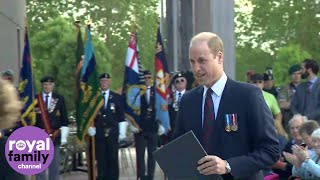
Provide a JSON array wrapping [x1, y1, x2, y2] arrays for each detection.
[[236, 0, 320, 59], [30, 17, 112, 111], [273, 44, 311, 86], [27, 0, 160, 90], [236, 45, 275, 82]]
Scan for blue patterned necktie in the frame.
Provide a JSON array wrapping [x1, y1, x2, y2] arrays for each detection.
[[45, 94, 49, 109], [102, 92, 106, 109], [203, 88, 215, 152]]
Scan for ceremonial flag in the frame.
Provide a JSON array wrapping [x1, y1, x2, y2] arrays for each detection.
[[122, 31, 145, 129], [154, 27, 170, 131], [19, 28, 36, 126], [76, 25, 103, 142]]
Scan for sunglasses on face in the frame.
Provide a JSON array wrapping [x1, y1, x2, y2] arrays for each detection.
[[145, 76, 152, 79], [175, 79, 185, 84]]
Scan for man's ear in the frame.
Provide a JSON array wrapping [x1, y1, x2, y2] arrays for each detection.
[[218, 51, 224, 64]]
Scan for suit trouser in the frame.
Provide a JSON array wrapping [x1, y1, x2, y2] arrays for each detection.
[[134, 132, 158, 180], [36, 145, 60, 180], [96, 135, 119, 180]]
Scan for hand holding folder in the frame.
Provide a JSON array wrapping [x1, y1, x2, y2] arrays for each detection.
[[153, 130, 223, 180]]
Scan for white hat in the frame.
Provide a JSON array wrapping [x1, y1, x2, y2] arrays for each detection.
[[311, 128, 320, 139]]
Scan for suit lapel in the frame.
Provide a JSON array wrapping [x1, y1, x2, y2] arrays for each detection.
[[193, 86, 204, 142], [311, 78, 320, 92]]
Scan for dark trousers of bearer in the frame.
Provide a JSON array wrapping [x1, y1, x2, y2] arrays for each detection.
[[134, 132, 158, 180], [96, 135, 119, 180]]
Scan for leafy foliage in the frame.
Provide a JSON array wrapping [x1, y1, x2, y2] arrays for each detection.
[[235, 0, 319, 84], [26, 0, 160, 111], [30, 17, 111, 111]]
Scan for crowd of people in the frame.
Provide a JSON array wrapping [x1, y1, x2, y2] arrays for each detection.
[[0, 32, 320, 180], [246, 59, 320, 179]]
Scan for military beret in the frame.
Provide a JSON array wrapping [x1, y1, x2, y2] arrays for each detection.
[[99, 73, 111, 79], [250, 73, 264, 82], [40, 76, 54, 83], [263, 67, 273, 81], [1, 69, 14, 77], [288, 64, 301, 75], [143, 70, 151, 76], [172, 72, 187, 82]]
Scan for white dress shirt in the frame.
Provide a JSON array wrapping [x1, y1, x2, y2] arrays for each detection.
[[101, 89, 110, 108], [42, 92, 53, 108], [146, 86, 151, 104], [176, 89, 186, 103], [202, 72, 227, 127]]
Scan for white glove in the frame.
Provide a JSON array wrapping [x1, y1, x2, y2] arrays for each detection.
[[158, 124, 165, 136], [60, 126, 70, 145], [119, 121, 128, 141], [87, 126, 96, 136], [129, 124, 139, 134]]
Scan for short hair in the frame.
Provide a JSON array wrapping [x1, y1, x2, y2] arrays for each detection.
[[298, 120, 320, 136], [303, 59, 319, 74], [0, 79, 22, 129], [288, 114, 307, 127], [190, 32, 224, 57]]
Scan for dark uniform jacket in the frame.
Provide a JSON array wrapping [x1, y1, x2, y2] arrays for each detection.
[[94, 91, 124, 140], [35, 92, 69, 144], [139, 86, 158, 133]]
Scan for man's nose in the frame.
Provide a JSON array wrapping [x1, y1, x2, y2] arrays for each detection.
[[192, 62, 200, 71]]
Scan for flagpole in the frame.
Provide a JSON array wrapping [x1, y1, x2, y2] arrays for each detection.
[[84, 15, 97, 180]]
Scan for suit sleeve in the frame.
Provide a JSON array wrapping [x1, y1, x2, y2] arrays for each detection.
[[305, 89, 320, 120], [227, 88, 280, 178], [59, 96, 69, 126]]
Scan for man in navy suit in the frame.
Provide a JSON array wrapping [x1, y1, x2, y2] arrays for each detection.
[[291, 59, 320, 123], [172, 32, 280, 180]]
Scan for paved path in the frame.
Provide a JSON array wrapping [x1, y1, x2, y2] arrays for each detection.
[[61, 147, 166, 180]]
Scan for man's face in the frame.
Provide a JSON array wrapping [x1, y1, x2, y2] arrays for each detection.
[[301, 132, 314, 148], [301, 63, 309, 79], [263, 80, 274, 89], [189, 41, 223, 87], [144, 75, 152, 86], [289, 119, 303, 141], [41, 82, 54, 93], [100, 78, 111, 91], [290, 71, 301, 84], [312, 137, 320, 154], [251, 80, 264, 90], [174, 77, 187, 91]]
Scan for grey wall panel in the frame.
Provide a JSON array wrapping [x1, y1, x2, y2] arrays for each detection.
[[211, 0, 235, 79], [0, 0, 26, 85]]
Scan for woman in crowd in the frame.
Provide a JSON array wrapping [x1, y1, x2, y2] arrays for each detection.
[[284, 128, 320, 178], [0, 79, 24, 180], [272, 114, 307, 179]]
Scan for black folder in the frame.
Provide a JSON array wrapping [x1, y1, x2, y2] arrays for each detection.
[[153, 130, 222, 180]]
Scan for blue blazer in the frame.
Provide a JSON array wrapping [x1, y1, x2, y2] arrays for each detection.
[[172, 78, 280, 180]]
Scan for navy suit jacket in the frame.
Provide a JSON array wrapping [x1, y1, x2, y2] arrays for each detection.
[[172, 78, 280, 180]]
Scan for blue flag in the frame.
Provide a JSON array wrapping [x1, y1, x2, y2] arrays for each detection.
[[154, 27, 170, 131], [19, 28, 36, 126]]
